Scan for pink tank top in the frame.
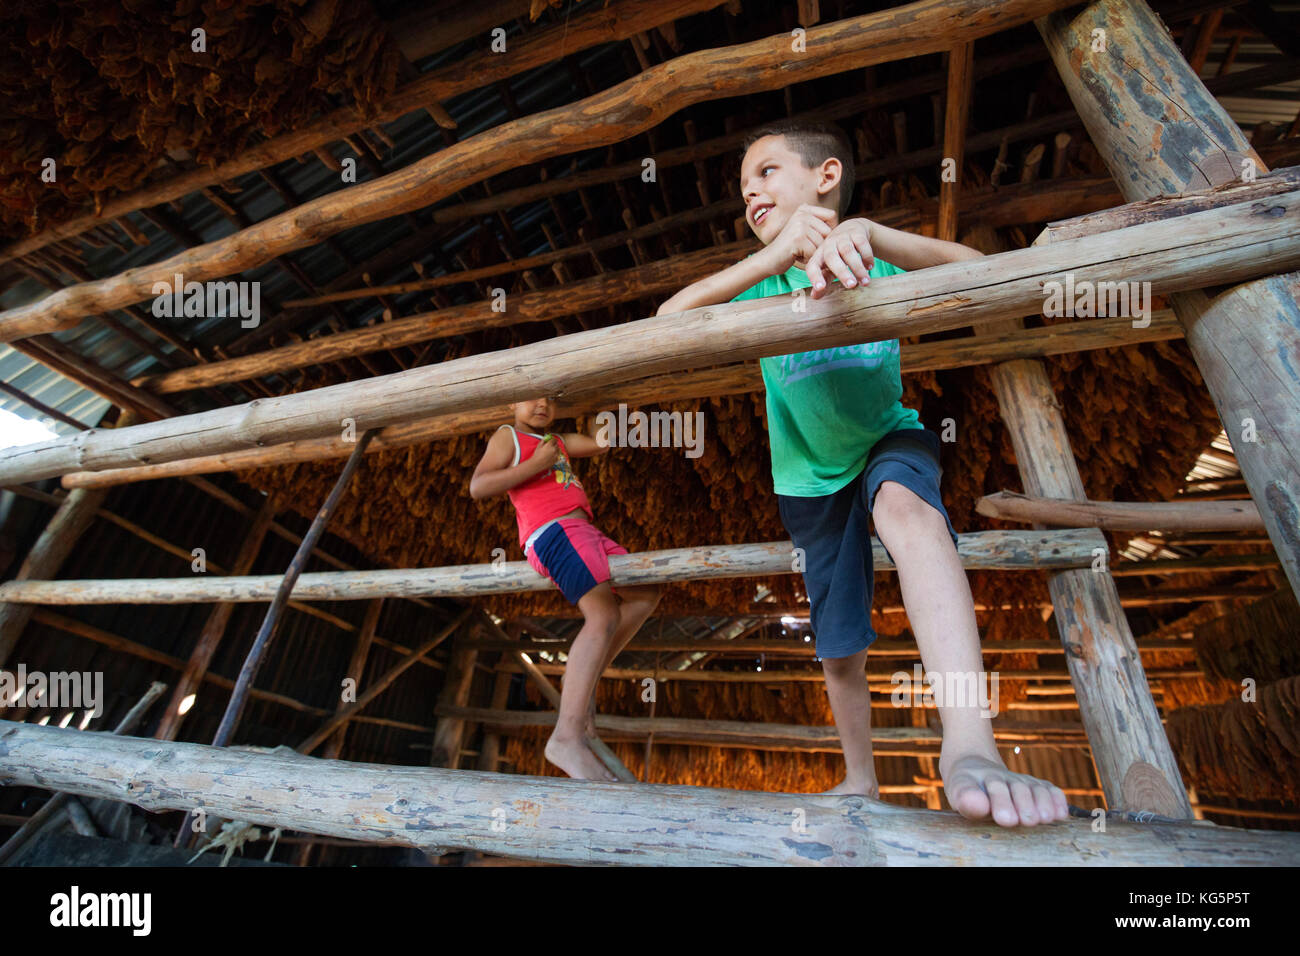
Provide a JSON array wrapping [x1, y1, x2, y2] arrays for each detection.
[[501, 425, 593, 550]]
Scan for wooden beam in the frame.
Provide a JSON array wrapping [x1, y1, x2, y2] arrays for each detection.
[[4, 190, 1298, 485], [0, 682, 166, 865], [4, 723, 1297, 865], [0, 530, 1107, 605], [503, 663, 1202, 683], [1037, 0, 1300, 605], [977, 491, 1265, 530], [61, 308, 1183, 489], [209, 431, 376, 748], [938, 42, 973, 241], [0, 0, 1086, 341], [0, 0, 727, 272], [436, 705, 1091, 751], [461, 635, 1193, 655], [25, 608, 437, 732]]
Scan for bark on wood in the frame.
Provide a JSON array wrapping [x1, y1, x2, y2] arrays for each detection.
[[0, 0, 726, 271], [436, 704, 1091, 750], [0, 682, 165, 865], [62, 309, 1183, 488], [4, 723, 1297, 865], [1037, 0, 1300, 605], [4, 193, 1298, 485], [976, 491, 1265, 531], [0, 0, 1091, 341], [0, 530, 1107, 605]]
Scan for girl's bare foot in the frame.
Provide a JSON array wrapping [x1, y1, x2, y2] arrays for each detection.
[[941, 751, 1070, 827], [584, 699, 598, 739], [544, 733, 616, 781], [823, 777, 879, 797]]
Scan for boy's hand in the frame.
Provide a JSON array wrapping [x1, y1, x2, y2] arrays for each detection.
[[804, 218, 875, 299], [758, 203, 836, 276]]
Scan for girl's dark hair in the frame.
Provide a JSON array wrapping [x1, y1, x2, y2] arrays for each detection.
[[740, 119, 855, 217]]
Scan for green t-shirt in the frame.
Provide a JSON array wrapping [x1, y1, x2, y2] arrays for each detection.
[[731, 257, 921, 497]]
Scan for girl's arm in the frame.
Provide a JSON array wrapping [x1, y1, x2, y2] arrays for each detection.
[[560, 420, 612, 459], [469, 427, 554, 499]]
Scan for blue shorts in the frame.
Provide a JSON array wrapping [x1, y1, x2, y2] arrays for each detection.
[[777, 427, 960, 660]]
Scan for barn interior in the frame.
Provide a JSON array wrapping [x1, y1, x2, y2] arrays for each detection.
[[0, 0, 1298, 866]]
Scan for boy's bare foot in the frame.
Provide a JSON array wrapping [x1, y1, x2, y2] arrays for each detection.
[[823, 777, 879, 797], [584, 699, 598, 739], [941, 751, 1070, 827], [545, 733, 617, 782]]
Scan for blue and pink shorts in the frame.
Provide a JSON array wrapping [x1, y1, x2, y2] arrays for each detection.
[[525, 518, 627, 604]]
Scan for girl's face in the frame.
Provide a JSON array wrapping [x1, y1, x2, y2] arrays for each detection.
[[511, 397, 555, 430]]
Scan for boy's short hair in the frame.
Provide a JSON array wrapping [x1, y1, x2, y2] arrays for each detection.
[[740, 119, 855, 218]]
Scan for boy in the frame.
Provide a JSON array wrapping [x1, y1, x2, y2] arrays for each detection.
[[657, 119, 1069, 828], [470, 396, 661, 781]]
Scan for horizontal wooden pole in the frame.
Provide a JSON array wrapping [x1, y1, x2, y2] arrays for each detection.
[[0, 531, 1104, 605], [977, 491, 1264, 530], [60, 308, 1183, 489], [5, 187, 1297, 486], [504, 663, 1201, 683], [462, 635, 1193, 655], [436, 705, 1090, 751], [3, 724, 1295, 865], [0, 0, 1080, 342], [0, 0, 724, 270]]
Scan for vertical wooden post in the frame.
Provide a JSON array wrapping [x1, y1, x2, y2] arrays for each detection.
[[987, 355, 1191, 816], [937, 42, 973, 243], [1036, 0, 1300, 604], [430, 626, 479, 769], [476, 620, 521, 773], [153, 497, 277, 741]]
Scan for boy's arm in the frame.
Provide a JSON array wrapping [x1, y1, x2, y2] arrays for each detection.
[[858, 220, 984, 271], [469, 427, 552, 499], [803, 217, 984, 298], [656, 245, 779, 315]]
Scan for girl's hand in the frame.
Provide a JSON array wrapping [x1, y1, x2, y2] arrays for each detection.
[[531, 436, 560, 472], [805, 218, 875, 298]]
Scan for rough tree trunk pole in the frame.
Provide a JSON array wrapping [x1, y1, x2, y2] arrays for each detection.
[[3, 723, 1298, 866], [1036, 0, 1300, 602], [0, 681, 166, 865]]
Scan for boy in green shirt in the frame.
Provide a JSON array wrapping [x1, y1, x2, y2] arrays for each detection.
[[658, 119, 1068, 828]]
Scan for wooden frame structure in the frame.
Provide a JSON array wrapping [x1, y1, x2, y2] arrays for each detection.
[[1, 0, 1297, 865]]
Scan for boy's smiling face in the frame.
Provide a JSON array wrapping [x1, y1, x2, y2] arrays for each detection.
[[740, 134, 842, 244]]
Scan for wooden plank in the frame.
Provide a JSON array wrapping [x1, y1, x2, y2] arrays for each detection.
[[3, 723, 1297, 865], [4, 191, 1299, 484], [62, 309, 1183, 489], [976, 491, 1264, 530], [0, 530, 1107, 605], [1037, 0, 1300, 604]]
